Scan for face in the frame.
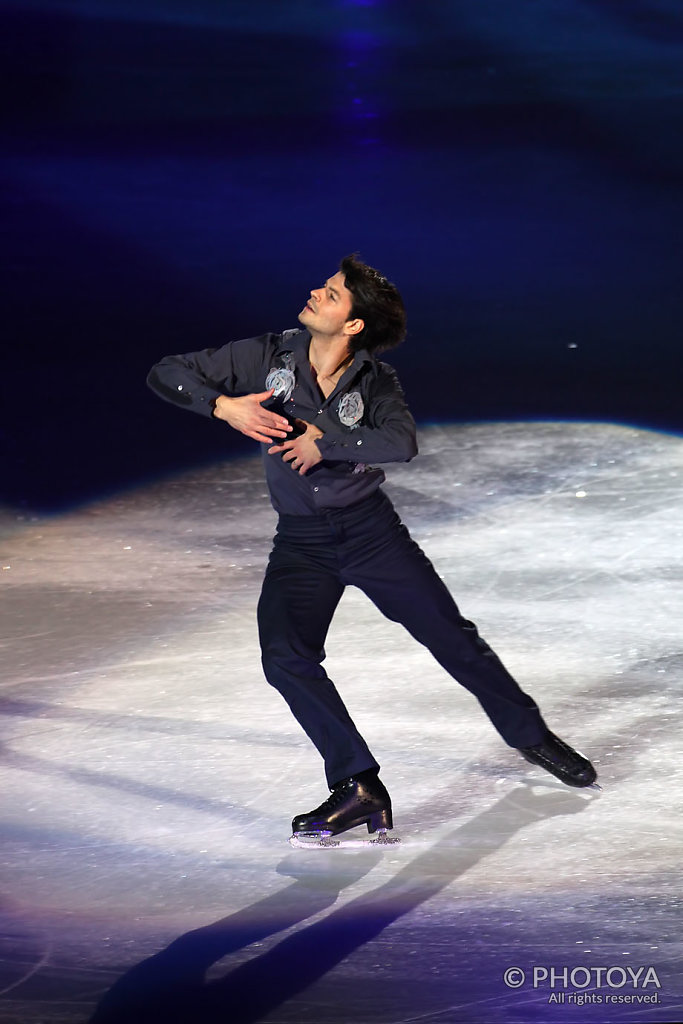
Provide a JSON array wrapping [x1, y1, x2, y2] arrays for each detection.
[[298, 271, 362, 339]]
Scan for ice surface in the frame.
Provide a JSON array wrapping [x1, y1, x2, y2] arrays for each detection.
[[1, 423, 681, 1023]]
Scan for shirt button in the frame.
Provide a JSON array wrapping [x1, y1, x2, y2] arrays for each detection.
[[177, 385, 183, 390], [313, 487, 319, 492], [317, 409, 323, 415], [356, 439, 363, 445]]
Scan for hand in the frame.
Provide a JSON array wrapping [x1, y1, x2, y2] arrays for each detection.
[[213, 390, 293, 443], [268, 421, 324, 475]]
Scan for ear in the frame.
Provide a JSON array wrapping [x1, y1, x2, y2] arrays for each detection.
[[344, 317, 364, 337]]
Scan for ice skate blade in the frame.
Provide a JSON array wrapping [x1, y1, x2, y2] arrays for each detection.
[[587, 781, 602, 792], [289, 827, 401, 851]]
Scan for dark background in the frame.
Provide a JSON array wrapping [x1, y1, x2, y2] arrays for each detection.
[[3, 0, 682, 511]]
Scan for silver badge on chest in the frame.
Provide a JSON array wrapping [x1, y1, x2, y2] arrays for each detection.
[[265, 353, 296, 402], [338, 391, 364, 429]]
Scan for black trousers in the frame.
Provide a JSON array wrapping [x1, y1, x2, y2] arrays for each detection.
[[257, 490, 547, 787]]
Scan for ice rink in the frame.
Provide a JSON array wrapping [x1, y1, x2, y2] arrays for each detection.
[[1, 422, 681, 1024]]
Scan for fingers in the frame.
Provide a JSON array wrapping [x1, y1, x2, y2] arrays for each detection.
[[265, 443, 312, 475], [289, 454, 310, 474], [252, 390, 292, 438], [267, 443, 307, 473], [263, 413, 292, 437], [254, 415, 291, 441], [286, 455, 307, 474], [217, 391, 293, 442]]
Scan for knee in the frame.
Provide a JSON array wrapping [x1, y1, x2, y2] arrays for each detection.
[[260, 642, 326, 691]]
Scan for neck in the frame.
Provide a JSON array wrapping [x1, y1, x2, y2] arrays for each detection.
[[308, 335, 353, 380]]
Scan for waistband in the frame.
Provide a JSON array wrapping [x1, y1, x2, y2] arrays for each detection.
[[276, 489, 392, 536]]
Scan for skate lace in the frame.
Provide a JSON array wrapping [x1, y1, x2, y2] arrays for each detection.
[[320, 784, 351, 813]]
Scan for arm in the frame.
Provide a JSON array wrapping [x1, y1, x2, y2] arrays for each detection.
[[317, 364, 418, 464], [213, 391, 292, 443], [147, 335, 293, 443], [268, 364, 418, 474]]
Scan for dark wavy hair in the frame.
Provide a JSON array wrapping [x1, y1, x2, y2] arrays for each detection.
[[340, 254, 406, 355]]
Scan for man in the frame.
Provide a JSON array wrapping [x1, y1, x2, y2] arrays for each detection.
[[147, 254, 597, 841]]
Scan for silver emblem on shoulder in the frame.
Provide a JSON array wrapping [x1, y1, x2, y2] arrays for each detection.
[[338, 391, 364, 428]]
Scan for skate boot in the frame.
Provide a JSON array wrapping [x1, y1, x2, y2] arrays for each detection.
[[518, 730, 598, 788], [290, 768, 396, 848]]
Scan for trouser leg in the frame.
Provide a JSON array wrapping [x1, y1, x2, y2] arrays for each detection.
[[340, 498, 547, 748], [257, 539, 379, 787]]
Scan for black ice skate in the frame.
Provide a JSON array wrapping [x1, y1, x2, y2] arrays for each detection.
[[289, 768, 400, 849], [519, 730, 599, 789]]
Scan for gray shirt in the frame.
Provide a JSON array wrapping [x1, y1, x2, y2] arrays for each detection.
[[147, 328, 417, 515]]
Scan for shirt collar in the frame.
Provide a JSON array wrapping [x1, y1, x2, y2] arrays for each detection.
[[276, 329, 374, 370]]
